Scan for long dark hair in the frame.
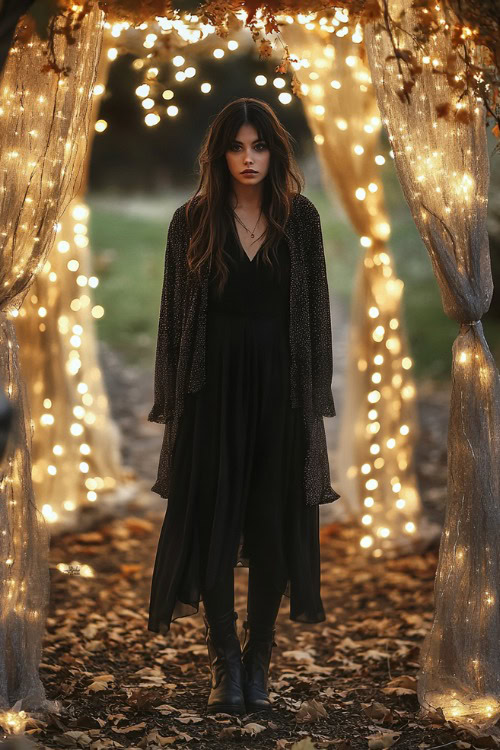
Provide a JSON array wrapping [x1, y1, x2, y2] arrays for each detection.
[[183, 97, 304, 294]]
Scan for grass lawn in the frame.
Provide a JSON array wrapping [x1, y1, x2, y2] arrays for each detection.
[[88, 182, 500, 381]]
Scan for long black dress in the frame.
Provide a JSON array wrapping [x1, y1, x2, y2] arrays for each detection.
[[148, 221, 326, 635]]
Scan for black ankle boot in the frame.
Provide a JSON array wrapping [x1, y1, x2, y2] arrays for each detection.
[[203, 610, 246, 715], [240, 619, 277, 712]]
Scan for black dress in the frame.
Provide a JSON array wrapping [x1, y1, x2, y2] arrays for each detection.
[[148, 222, 326, 635]]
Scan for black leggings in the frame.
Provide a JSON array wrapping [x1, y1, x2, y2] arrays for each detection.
[[202, 561, 284, 638]]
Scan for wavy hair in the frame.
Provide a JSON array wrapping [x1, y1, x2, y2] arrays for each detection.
[[183, 97, 304, 294]]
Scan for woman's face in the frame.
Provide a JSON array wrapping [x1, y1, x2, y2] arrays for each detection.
[[225, 122, 270, 188]]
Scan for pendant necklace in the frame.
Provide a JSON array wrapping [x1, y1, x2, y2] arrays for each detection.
[[232, 208, 262, 240]]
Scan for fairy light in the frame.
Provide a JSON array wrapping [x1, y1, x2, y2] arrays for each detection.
[[14, 195, 120, 535]]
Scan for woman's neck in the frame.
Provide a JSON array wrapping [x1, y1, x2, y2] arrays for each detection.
[[229, 183, 263, 211]]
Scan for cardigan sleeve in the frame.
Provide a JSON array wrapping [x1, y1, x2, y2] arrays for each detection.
[[148, 206, 185, 424], [305, 200, 337, 418]]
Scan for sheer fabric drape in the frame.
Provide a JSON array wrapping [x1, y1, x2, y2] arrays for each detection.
[[0, 2, 103, 711], [14, 35, 128, 533], [365, 1, 500, 726], [280, 23, 423, 553]]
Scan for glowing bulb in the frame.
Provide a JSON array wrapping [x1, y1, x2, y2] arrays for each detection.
[[145, 113, 160, 126]]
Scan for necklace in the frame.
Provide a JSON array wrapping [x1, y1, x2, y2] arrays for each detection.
[[232, 208, 262, 240]]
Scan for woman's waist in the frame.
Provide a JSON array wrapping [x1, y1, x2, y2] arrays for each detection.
[[208, 307, 288, 318]]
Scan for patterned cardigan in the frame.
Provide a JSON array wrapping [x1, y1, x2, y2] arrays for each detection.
[[148, 192, 341, 507]]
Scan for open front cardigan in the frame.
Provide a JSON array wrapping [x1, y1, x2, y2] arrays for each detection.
[[148, 192, 341, 506]]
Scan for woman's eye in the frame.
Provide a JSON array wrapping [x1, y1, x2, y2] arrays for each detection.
[[229, 143, 267, 151]]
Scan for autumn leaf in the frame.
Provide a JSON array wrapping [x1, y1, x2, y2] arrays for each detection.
[[60, 730, 93, 744], [295, 698, 328, 722], [283, 649, 315, 663], [174, 714, 203, 724], [86, 673, 115, 693], [362, 700, 394, 724], [366, 730, 402, 749], [291, 739, 317, 750], [112, 722, 147, 734], [381, 675, 417, 695], [242, 722, 267, 735], [258, 38, 273, 59]]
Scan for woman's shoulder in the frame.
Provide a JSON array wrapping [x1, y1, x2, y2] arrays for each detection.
[[171, 194, 203, 226], [290, 192, 320, 223], [289, 191, 315, 212]]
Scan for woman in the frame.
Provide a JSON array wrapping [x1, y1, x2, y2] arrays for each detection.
[[147, 97, 340, 716]]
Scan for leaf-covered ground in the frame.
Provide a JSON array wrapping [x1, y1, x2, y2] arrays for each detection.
[[34, 514, 500, 750], [12, 344, 500, 750]]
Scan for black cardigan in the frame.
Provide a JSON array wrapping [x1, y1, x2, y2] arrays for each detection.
[[148, 192, 341, 506]]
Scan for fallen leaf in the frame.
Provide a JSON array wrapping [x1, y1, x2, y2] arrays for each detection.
[[363, 649, 390, 662], [295, 699, 328, 723], [86, 680, 111, 693], [242, 722, 266, 735], [366, 730, 401, 749], [219, 726, 240, 739], [291, 739, 317, 750], [361, 701, 394, 725], [60, 730, 92, 745], [283, 650, 316, 663], [112, 722, 147, 734], [380, 675, 417, 695], [174, 714, 203, 724]]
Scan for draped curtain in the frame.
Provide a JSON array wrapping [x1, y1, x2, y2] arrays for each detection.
[[280, 22, 424, 555], [0, 1, 104, 711], [365, 2, 500, 727], [14, 34, 130, 533]]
